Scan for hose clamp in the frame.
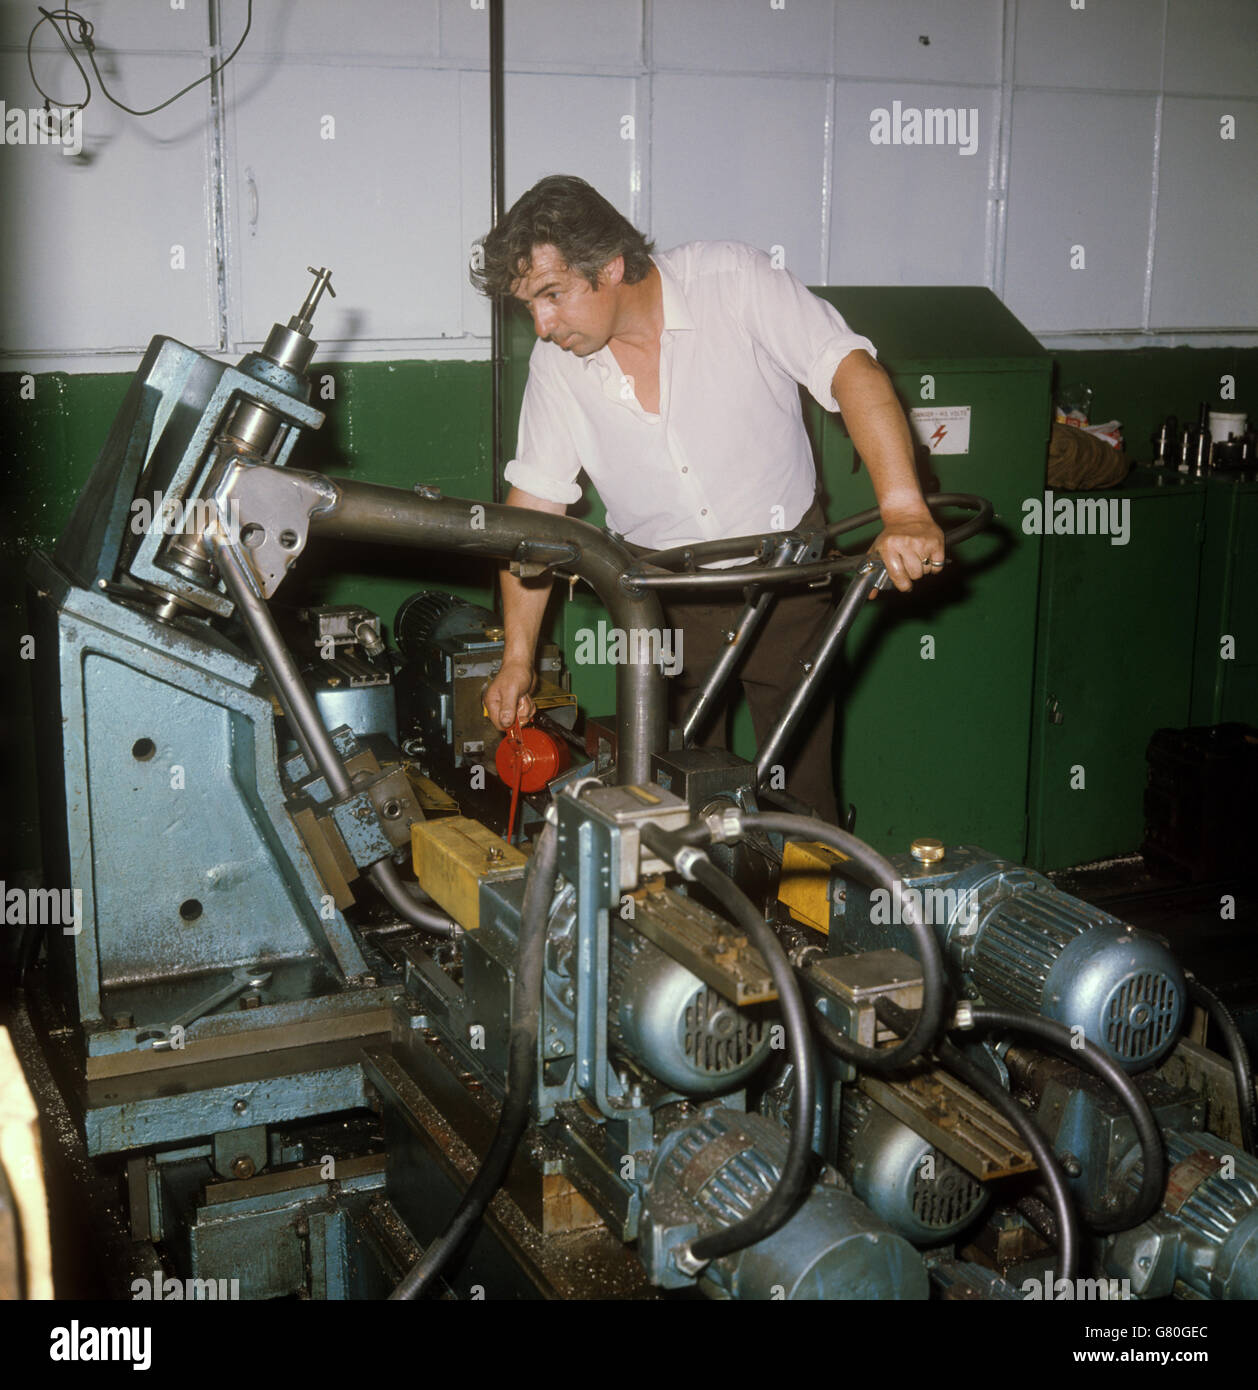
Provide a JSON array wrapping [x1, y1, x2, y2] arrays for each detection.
[[673, 846, 705, 881], [703, 807, 743, 844], [673, 1242, 709, 1278], [952, 1000, 975, 1030]]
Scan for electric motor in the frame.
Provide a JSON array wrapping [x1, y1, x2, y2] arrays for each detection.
[[393, 591, 502, 767], [608, 924, 771, 1095], [536, 887, 772, 1100], [833, 848, 1185, 1072], [1107, 1131, 1258, 1300], [945, 862, 1185, 1071], [393, 589, 573, 769], [641, 1108, 929, 1299], [834, 1090, 989, 1245]]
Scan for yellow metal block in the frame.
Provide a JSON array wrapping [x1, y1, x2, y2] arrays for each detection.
[[411, 816, 528, 931], [778, 840, 849, 934], [480, 678, 575, 723], [404, 769, 459, 816], [532, 677, 577, 714]]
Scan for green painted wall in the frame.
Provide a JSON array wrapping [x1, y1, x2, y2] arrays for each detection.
[[2, 371, 142, 884], [808, 287, 1051, 862]]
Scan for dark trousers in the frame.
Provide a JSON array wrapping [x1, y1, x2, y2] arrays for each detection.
[[627, 502, 839, 822]]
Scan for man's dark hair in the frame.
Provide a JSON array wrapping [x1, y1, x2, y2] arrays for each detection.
[[472, 174, 655, 298]]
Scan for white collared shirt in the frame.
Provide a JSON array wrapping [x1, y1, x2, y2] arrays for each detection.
[[503, 240, 876, 550]]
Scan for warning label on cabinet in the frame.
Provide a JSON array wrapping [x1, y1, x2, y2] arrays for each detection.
[[909, 406, 971, 455]]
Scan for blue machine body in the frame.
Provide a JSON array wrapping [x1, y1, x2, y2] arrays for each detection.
[[25, 325, 404, 1180]]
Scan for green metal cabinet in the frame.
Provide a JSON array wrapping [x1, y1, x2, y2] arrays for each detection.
[[1027, 469, 1206, 870], [1191, 474, 1258, 727], [805, 287, 1050, 862]]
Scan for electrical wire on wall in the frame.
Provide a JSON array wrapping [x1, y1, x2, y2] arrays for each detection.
[[26, 1, 253, 118]]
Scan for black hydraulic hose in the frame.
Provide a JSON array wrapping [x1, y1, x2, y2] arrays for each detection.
[[930, 1029, 1080, 1287], [966, 1007, 1165, 1235], [639, 824, 815, 1267], [1186, 974, 1257, 1155], [532, 709, 590, 755], [389, 820, 558, 1300], [726, 812, 948, 1072], [757, 784, 830, 823]]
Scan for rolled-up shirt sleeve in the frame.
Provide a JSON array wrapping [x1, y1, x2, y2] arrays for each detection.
[[738, 246, 878, 414], [502, 341, 585, 505]]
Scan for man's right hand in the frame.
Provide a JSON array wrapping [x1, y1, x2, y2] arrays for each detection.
[[489, 487, 567, 730], [484, 658, 536, 731]]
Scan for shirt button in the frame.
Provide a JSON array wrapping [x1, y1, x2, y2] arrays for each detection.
[[681, 466, 688, 474], [700, 508, 708, 516]]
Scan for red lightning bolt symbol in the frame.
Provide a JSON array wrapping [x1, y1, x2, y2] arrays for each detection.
[[930, 425, 948, 448]]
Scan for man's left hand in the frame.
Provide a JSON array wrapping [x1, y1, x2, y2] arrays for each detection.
[[870, 515, 946, 593]]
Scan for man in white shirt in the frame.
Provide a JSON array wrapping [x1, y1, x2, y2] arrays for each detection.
[[475, 176, 944, 818]]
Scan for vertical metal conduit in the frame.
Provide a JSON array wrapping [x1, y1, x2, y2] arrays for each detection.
[[489, 0, 506, 505]]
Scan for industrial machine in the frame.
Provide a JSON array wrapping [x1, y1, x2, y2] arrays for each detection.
[[12, 270, 1257, 1301]]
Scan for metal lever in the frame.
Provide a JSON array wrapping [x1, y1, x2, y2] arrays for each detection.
[[136, 966, 272, 1051], [681, 535, 803, 747], [753, 559, 890, 790]]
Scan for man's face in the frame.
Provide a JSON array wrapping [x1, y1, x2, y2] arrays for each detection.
[[511, 244, 620, 356]]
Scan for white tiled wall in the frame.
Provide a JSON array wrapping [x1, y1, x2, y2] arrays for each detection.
[[834, 0, 1004, 85], [830, 81, 998, 287], [1150, 96, 1258, 330], [651, 74, 831, 283], [1014, 0, 1164, 92], [0, 47, 219, 354], [1003, 89, 1158, 334], [0, 0, 1253, 365], [652, 0, 835, 76], [1164, 0, 1258, 98], [226, 62, 466, 345]]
